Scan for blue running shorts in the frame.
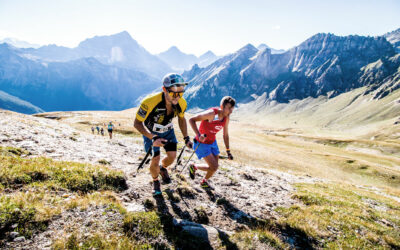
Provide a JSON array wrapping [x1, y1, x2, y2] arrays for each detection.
[[193, 139, 220, 159]]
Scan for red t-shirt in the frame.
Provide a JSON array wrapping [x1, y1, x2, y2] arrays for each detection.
[[197, 107, 227, 144]]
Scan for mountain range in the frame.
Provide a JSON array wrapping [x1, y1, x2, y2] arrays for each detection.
[[0, 43, 159, 112], [157, 44, 284, 73], [157, 46, 219, 72], [18, 31, 171, 79], [0, 28, 399, 114], [0, 37, 41, 49], [183, 30, 400, 109]]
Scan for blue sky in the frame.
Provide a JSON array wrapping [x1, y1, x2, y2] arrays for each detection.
[[0, 0, 399, 56]]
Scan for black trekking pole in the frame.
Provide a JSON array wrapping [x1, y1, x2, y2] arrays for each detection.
[[173, 145, 186, 171], [137, 147, 152, 172], [179, 135, 206, 174]]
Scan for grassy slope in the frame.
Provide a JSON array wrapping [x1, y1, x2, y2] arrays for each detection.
[[227, 87, 400, 192], [0, 146, 128, 246]]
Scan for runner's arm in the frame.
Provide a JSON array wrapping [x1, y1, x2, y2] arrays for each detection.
[[223, 117, 233, 160], [223, 116, 230, 150], [178, 116, 194, 148], [134, 118, 153, 140], [177, 116, 189, 138], [188, 110, 215, 137]]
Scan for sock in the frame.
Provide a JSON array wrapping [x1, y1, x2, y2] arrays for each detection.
[[193, 164, 198, 170], [202, 178, 208, 183], [153, 178, 159, 182]]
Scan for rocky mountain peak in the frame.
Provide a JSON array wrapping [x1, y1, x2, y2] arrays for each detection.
[[166, 46, 181, 53], [257, 43, 270, 50], [238, 43, 257, 54], [384, 27, 400, 43], [384, 27, 400, 53], [0, 37, 41, 49], [200, 50, 216, 58], [77, 31, 139, 50], [258, 43, 285, 54], [0, 42, 12, 50]]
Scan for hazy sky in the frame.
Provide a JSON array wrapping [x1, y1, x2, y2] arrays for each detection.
[[0, 0, 399, 56]]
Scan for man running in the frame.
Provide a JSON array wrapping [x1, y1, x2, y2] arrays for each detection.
[[134, 73, 193, 197], [107, 122, 114, 139], [188, 96, 235, 189]]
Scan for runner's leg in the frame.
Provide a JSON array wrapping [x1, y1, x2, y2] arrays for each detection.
[[162, 151, 176, 168], [150, 155, 161, 179], [203, 153, 219, 179], [194, 163, 210, 171]]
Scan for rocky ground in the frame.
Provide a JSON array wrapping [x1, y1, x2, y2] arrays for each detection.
[[0, 110, 320, 249]]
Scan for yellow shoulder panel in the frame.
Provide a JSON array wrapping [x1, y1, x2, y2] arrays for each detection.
[[177, 97, 187, 118], [136, 92, 163, 122]]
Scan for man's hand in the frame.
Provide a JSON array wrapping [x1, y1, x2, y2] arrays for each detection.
[[227, 150, 234, 160], [184, 136, 193, 149], [152, 136, 167, 147], [197, 134, 207, 143]]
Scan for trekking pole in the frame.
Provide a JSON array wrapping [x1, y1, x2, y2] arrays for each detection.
[[179, 135, 206, 174], [179, 143, 200, 174], [137, 147, 152, 172], [173, 145, 186, 171]]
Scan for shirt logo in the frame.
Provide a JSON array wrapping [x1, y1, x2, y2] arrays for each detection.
[[138, 107, 147, 118]]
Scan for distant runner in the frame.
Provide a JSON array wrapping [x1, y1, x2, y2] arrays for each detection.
[[91, 126, 95, 134], [134, 73, 193, 197], [96, 126, 100, 134], [100, 127, 104, 136], [188, 96, 235, 189], [107, 122, 114, 139]]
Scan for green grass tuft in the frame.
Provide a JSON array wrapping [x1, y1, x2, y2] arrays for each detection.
[[143, 199, 155, 210], [52, 232, 149, 250], [176, 184, 196, 198], [216, 197, 229, 206], [0, 148, 127, 192], [164, 189, 181, 203], [194, 206, 209, 224], [0, 147, 30, 157], [0, 191, 59, 239], [97, 159, 111, 165], [231, 229, 288, 249], [276, 183, 400, 249], [123, 211, 163, 239]]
